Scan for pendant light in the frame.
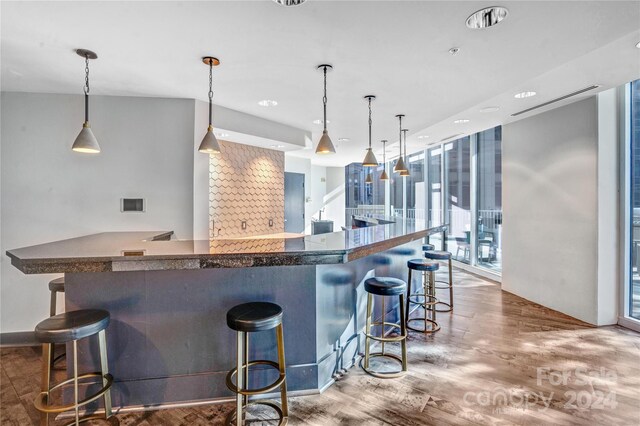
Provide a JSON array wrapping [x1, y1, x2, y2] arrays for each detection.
[[362, 95, 378, 167], [315, 64, 336, 154], [400, 129, 410, 177], [72, 49, 100, 153], [198, 56, 222, 154], [380, 140, 389, 180], [365, 172, 373, 184], [393, 114, 407, 173]]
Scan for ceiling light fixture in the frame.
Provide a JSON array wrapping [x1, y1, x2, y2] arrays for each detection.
[[313, 119, 330, 125], [362, 95, 378, 167], [338, 138, 350, 142], [198, 56, 222, 154], [380, 140, 389, 181], [466, 6, 509, 29], [258, 99, 278, 107], [215, 132, 229, 138], [480, 106, 500, 112], [514, 91, 537, 99], [72, 49, 100, 154], [454, 119, 470, 124], [315, 64, 336, 154], [418, 135, 430, 140], [636, 41, 640, 48], [393, 114, 407, 173], [400, 129, 410, 177], [273, 0, 306, 6], [448, 47, 460, 55], [365, 172, 373, 185]]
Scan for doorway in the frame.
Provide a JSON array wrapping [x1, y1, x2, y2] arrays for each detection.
[[284, 172, 305, 233]]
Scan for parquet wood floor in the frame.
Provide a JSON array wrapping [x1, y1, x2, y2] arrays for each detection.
[[2, 270, 639, 425]]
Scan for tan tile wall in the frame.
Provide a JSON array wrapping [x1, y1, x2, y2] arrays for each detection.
[[209, 140, 284, 240]]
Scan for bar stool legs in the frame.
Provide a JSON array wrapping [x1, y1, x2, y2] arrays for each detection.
[[361, 277, 408, 378], [406, 265, 440, 333], [225, 302, 288, 426], [424, 251, 454, 313]]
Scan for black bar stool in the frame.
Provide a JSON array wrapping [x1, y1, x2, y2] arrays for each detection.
[[361, 277, 408, 378], [406, 259, 440, 333], [48, 277, 66, 369], [225, 302, 288, 426], [34, 309, 114, 426], [422, 243, 435, 252], [424, 250, 454, 312]]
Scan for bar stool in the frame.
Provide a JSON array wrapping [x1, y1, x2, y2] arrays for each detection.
[[34, 309, 114, 426], [48, 277, 66, 369], [361, 277, 408, 378], [406, 259, 440, 333], [422, 243, 435, 252], [424, 250, 454, 312], [225, 302, 288, 426]]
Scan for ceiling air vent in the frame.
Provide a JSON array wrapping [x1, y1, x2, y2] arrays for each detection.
[[511, 85, 600, 117]]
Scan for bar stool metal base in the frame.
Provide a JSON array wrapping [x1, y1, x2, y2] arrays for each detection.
[[406, 265, 440, 334], [225, 401, 287, 426]]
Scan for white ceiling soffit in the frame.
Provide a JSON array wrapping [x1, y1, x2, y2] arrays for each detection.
[[2, 1, 640, 166]]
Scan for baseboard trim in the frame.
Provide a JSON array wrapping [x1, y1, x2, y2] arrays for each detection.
[[450, 260, 502, 284]]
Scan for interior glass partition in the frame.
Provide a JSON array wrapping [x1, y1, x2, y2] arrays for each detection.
[[476, 127, 503, 271], [443, 137, 471, 264]]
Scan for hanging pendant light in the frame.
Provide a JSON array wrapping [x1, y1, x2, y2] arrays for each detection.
[[400, 129, 410, 177], [393, 114, 407, 173], [315, 64, 336, 154], [198, 56, 222, 154], [362, 95, 378, 167], [380, 140, 389, 180], [365, 172, 373, 184], [72, 49, 100, 153]]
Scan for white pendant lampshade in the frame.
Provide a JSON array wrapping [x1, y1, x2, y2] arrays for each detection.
[[361, 95, 378, 167], [316, 130, 335, 154], [380, 140, 389, 180], [199, 125, 221, 153], [393, 114, 408, 173], [72, 123, 100, 153], [365, 173, 373, 184]]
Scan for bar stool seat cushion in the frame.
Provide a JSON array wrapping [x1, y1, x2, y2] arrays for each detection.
[[364, 277, 406, 296], [388, 247, 415, 256], [407, 259, 440, 272], [422, 244, 435, 252], [35, 309, 110, 344], [48, 277, 65, 293], [227, 302, 283, 333], [425, 250, 452, 260]]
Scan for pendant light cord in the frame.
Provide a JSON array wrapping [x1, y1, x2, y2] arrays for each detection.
[[208, 61, 213, 127], [83, 55, 90, 123], [322, 66, 328, 131], [398, 115, 403, 158], [382, 140, 386, 163], [368, 97, 372, 149]]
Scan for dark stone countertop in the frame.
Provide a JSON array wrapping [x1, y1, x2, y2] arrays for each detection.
[[6, 220, 447, 274]]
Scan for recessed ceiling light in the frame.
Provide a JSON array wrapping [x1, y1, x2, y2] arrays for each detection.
[[338, 138, 350, 142], [448, 47, 460, 55], [480, 106, 500, 112], [313, 119, 330, 125], [636, 41, 640, 48], [272, 0, 306, 5], [417, 135, 430, 140], [466, 6, 509, 29], [215, 132, 229, 138], [514, 91, 537, 99], [270, 144, 285, 148], [454, 119, 470, 124], [258, 99, 278, 107]]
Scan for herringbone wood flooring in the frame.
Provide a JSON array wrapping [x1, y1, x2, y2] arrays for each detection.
[[2, 270, 639, 425]]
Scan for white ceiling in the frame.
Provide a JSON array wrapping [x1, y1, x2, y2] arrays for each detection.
[[2, 1, 640, 166]]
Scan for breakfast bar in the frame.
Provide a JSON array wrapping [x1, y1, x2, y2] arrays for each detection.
[[7, 220, 446, 410]]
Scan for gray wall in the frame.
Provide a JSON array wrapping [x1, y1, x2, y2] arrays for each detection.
[[502, 96, 617, 325], [1, 92, 196, 332]]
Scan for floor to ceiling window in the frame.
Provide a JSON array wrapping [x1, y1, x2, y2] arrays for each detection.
[[406, 151, 425, 220], [444, 137, 471, 264], [389, 158, 403, 216], [629, 79, 640, 320], [476, 127, 503, 271], [427, 147, 442, 226], [345, 163, 385, 220]]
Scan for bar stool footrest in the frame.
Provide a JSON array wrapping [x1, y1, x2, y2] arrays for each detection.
[[60, 414, 120, 426], [34, 373, 113, 414], [225, 400, 287, 426], [406, 317, 440, 334], [226, 360, 286, 396], [407, 294, 438, 307], [435, 301, 453, 312], [359, 352, 407, 379]]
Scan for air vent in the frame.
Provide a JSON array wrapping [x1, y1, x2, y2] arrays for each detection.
[[121, 198, 145, 212], [511, 85, 600, 117]]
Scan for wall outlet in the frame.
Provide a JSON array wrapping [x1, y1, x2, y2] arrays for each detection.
[[241, 221, 247, 230], [269, 219, 273, 227]]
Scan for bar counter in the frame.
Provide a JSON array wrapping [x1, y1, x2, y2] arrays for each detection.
[[7, 220, 446, 411]]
